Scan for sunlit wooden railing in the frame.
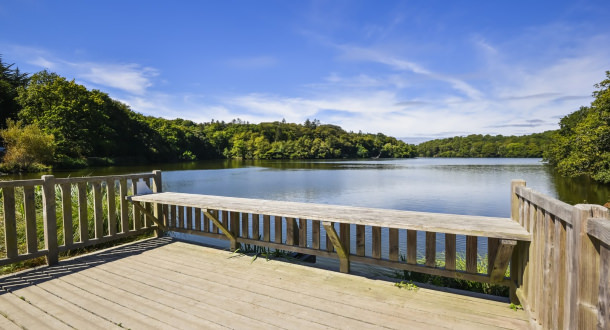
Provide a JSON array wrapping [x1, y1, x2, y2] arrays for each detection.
[[511, 180, 610, 329], [0, 171, 161, 266]]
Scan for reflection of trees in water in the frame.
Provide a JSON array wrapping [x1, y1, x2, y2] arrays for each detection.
[[552, 169, 610, 205]]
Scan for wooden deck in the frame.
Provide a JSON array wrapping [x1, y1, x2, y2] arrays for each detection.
[[0, 237, 528, 329]]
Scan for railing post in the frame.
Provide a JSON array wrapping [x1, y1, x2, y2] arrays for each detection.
[[42, 175, 59, 266], [152, 170, 163, 237], [510, 179, 526, 304]]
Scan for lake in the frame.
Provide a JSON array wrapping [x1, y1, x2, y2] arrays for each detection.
[[5, 158, 609, 257]]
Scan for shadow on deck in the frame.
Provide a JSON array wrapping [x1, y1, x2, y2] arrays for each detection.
[[0, 237, 528, 329]]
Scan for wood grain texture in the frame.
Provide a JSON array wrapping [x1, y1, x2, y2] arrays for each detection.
[[23, 185, 38, 253], [445, 233, 456, 271], [77, 182, 88, 243], [389, 228, 399, 261], [356, 225, 365, 256], [407, 229, 417, 264], [2, 187, 17, 258], [311, 220, 320, 249], [41, 175, 58, 265], [60, 183, 73, 247], [489, 240, 516, 283], [119, 180, 129, 233], [372, 226, 381, 259], [466, 236, 477, 274], [425, 232, 436, 267], [131, 192, 530, 240], [106, 181, 117, 236]]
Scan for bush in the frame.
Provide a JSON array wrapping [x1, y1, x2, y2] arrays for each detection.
[[0, 120, 55, 172]]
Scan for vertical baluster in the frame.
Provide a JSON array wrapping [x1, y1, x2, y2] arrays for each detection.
[[107, 180, 117, 236], [23, 186, 37, 253], [77, 182, 88, 242], [326, 223, 334, 252], [186, 207, 193, 230], [425, 232, 436, 267], [92, 181, 104, 238], [162, 204, 169, 228], [311, 220, 320, 249], [252, 213, 260, 240], [466, 235, 478, 273], [3, 187, 18, 258], [407, 230, 417, 264], [144, 178, 152, 228], [195, 208, 202, 231], [286, 217, 295, 245], [356, 225, 365, 256], [263, 215, 271, 242], [275, 216, 282, 244], [170, 205, 176, 228], [119, 179, 129, 233], [202, 208, 209, 232], [60, 183, 73, 247], [131, 180, 141, 230], [340, 223, 350, 255], [389, 228, 399, 261], [487, 237, 500, 275], [372, 226, 381, 259], [222, 210, 230, 235], [178, 206, 185, 229], [230, 211, 239, 239], [445, 233, 456, 270], [299, 219, 307, 248]]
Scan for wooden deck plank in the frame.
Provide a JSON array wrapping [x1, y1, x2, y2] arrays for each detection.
[[0, 291, 73, 329], [0, 238, 528, 329], [130, 193, 531, 240], [155, 242, 528, 326]]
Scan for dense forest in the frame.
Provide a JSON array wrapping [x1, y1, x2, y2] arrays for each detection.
[[416, 132, 554, 158], [544, 71, 610, 183], [0, 57, 416, 172]]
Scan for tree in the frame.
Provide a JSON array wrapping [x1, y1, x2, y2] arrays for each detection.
[[0, 120, 55, 171], [0, 55, 29, 128], [545, 71, 610, 183]]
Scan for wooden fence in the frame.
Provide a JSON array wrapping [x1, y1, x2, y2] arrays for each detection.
[[0, 171, 161, 267], [511, 180, 610, 329]]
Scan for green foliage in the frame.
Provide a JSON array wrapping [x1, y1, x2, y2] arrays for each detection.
[[3, 61, 415, 170], [509, 303, 523, 311], [545, 71, 610, 183], [417, 132, 554, 158], [0, 56, 29, 128], [394, 280, 419, 291], [0, 120, 55, 172]]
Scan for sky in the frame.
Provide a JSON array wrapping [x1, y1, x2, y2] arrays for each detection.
[[1, 1, 609, 142]]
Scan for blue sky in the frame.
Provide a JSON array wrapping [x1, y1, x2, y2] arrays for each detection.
[[1, 1, 609, 141]]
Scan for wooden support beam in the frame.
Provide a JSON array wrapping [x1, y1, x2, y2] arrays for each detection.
[[130, 201, 167, 231], [204, 210, 237, 250], [322, 221, 349, 273], [490, 239, 517, 283]]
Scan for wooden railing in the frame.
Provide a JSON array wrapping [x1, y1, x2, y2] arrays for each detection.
[[0, 171, 161, 266], [511, 180, 610, 329], [131, 192, 531, 293]]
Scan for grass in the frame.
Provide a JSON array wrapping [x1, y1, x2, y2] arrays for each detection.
[[394, 252, 510, 297]]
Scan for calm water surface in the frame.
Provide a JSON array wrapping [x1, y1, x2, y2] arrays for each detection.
[[7, 158, 609, 216]]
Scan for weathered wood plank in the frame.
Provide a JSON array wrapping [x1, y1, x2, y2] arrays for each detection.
[[311, 220, 320, 249], [194, 208, 202, 231], [490, 240, 516, 283], [275, 216, 282, 244], [178, 206, 185, 229], [389, 228, 399, 261], [407, 229, 417, 264], [106, 181, 117, 236], [170, 205, 177, 229], [299, 218, 307, 248], [131, 180, 141, 230], [587, 217, 610, 245], [186, 207, 193, 230], [323, 221, 349, 273], [487, 238, 499, 275], [263, 214, 271, 242], [3, 187, 18, 259], [252, 213, 259, 239], [203, 210, 236, 248], [425, 232, 436, 267], [515, 185, 574, 224], [356, 224, 365, 256], [77, 182, 88, 243], [60, 183, 73, 247], [372, 226, 381, 259], [229, 211, 239, 247], [286, 217, 295, 245], [41, 175, 58, 265], [599, 241, 610, 330], [466, 235, 477, 273], [130, 192, 531, 240], [445, 233, 456, 271], [119, 179, 129, 233], [23, 185, 38, 253], [340, 223, 350, 255]]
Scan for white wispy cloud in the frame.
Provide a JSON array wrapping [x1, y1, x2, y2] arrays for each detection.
[[78, 63, 158, 95]]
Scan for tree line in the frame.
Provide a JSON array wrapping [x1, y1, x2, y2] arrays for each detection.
[[416, 132, 555, 158], [0, 57, 416, 172]]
